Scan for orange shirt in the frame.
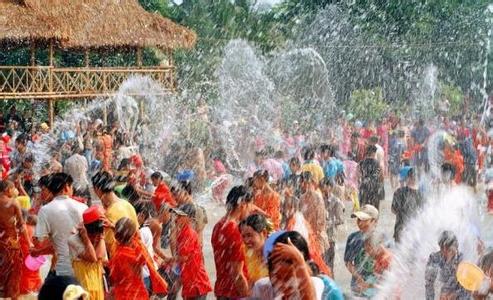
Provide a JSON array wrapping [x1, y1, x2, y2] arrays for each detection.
[[444, 148, 464, 184], [253, 187, 281, 229]]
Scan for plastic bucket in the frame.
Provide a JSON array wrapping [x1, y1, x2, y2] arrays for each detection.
[[25, 255, 46, 271]]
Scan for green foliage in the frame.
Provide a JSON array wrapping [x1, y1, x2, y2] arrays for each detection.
[[440, 83, 464, 117], [348, 88, 389, 121]]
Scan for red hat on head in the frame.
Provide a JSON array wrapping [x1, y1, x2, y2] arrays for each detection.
[[83, 205, 104, 225]]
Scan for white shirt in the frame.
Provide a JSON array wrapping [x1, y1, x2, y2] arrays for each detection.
[[140, 226, 155, 278], [35, 195, 88, 276], [251, 276, 325, 300], [64, 154, 89, 191]]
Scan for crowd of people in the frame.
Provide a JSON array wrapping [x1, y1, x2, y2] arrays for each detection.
[[2, 103, 493, 300]]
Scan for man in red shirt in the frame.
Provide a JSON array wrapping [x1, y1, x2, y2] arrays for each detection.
[[151, 172, 175, 210], [212, 186, 253, 299]]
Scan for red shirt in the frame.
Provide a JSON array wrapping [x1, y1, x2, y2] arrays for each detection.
[[109, 245, 148, 299], [152, 182, 176, 209], [211, 218, 249, 298], [177, 222, 212, 297]]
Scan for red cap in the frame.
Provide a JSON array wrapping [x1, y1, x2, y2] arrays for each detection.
[[83, 205, 104, 225]]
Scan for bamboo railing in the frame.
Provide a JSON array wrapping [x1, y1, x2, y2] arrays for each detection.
[[0, 66, 176, 99]]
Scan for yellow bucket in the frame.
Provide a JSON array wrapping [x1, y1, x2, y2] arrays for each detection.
[[16, 196, 31, 210], [456, 262, 485, 292]]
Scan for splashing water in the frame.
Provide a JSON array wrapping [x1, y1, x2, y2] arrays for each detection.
[[376, 186, 482, 299], [413, 64, 438, 120]]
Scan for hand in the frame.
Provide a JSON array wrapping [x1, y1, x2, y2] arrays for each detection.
[[269, 238, 306, 274], [102, 216, 114, 229]]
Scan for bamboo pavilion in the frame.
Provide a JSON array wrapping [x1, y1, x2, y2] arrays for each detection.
[[0, 0, 196, 125]]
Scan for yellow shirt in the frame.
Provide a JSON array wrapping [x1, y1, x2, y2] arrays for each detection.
[[104, 199, 139, 257], [245, 249, 268, 285], [301, 162, 325, 184]]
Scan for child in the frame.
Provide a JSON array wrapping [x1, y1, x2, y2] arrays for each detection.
[[20, 211, 42, 297], [173, 203, 212, 299], [109, 217, 167, 299], [68, 206, 107, 300], [425, 231, 469, 300]]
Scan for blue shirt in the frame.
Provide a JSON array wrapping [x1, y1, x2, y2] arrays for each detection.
[[324, 158, 344, 179]]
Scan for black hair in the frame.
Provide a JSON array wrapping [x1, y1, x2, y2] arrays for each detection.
[[288, 157, 301, 167], [84, 220, 104, 235], [134, 201, 156, 219], [438, 230, 458, 249], [239, 213, 269, 233], [366, 145, 377, 156], [225, 185, 253, 212], [303, 147, 315, 161], [91, 171, 115, 193], [178, 203, 197, 219], [274, 150, 284, 159], [369, 135, 379, 144], [178, 180, 192, 195], [15, 134, 27, 145], [0, 180, 14, 193], [351, 132, 360, 138], [151, 171, 163, 180], [308, 261, 321, 276], [117, 158, 130, 171], [253, 169, 269, 181], [46, 173, 73, 194], [319, 177, 335, 188], [38, 174, 51, 188], [300, 171, 313, 183], [320, 144, 337, 158], [398, 130, 405, 138], [38, 275, 81, 300], [268, 231, 310, 272], [441, 162, 456, 179]]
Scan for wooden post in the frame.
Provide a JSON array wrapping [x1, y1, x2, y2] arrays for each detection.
[[49, 40, 54, 66], [48, 99, 54, 128], [136, 48, 143, 67], [48, 39, 54, 128], [84, 50, 90, 92], [167, 49, 173, 66], [84, 50, 90, 67], [30, 44, 36, 66]]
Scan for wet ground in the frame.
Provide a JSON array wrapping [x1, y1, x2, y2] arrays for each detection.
[[200, 180, 492, 299]]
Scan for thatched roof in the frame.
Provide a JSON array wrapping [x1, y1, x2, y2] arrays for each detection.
[[0, 0, 63, 44], [1, 0, 196, 50]]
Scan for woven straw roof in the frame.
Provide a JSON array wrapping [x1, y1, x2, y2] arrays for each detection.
[[0, 0, 63, 44], [1, 0, 196, 49]]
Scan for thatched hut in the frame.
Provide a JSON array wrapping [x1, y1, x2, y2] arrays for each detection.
[[0, 0, 196, 125]]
